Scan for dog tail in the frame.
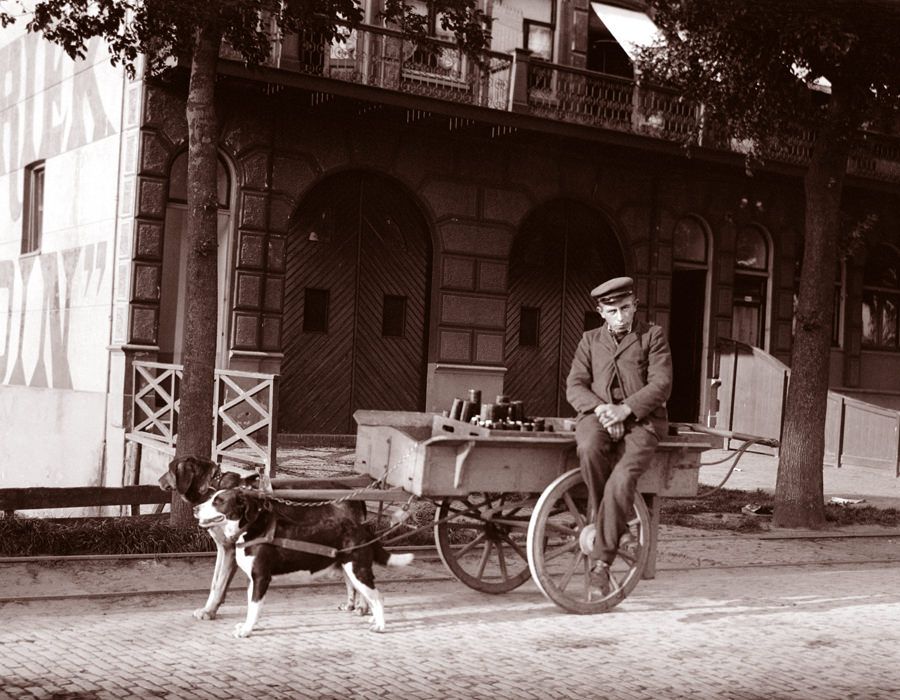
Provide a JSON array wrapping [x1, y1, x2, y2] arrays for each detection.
[[372, 541, 414, 568], [386, 552, 415, 567]]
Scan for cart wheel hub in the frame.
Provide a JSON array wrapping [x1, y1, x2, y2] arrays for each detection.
[[578, 523, 597, 557], [484, 521, 505, 540]]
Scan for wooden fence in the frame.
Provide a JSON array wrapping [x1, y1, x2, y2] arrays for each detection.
[[713, 338, 900, 476], [0, 486, 171, 518], [126, 361, 279, 475]]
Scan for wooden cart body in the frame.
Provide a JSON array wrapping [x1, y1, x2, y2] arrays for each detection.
[[353, 409, 711, 581], [353, 410, 706, 499]]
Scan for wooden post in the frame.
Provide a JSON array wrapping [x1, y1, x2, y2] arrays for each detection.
[[509, 48, 532, 113], [124, 439, 143, 516], [268, 374, 279, 477], [642, 493, 660, 580]]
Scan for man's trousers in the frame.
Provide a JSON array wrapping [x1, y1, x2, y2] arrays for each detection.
[[574, 414, 659, 564]]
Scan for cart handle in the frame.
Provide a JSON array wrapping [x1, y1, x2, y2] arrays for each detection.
[[681, 423, 780, 449]]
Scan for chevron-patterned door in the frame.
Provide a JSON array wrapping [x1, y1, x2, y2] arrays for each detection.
[[280, 173, 430, 434], [505, 200, 624, 418], [354, 176, 430, 421]]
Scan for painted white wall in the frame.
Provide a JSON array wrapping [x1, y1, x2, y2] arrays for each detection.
[[0, 26, 127, 487], [0, 385, 108, 487]]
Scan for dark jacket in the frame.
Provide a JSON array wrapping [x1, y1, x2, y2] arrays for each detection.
[[566, 319, 673, 437]]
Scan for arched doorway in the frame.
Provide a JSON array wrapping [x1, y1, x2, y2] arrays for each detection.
[[669, 216, 710, 423], [159, 151, 234, 365], [504, 200, 625, 418], [280, 171, 432, 434]]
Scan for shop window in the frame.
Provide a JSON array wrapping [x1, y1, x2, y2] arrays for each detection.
[[792, 251, 843, 346], [732, 225, 770, 348], [22, 161, 45, 255], [862, 244, 900, 350], [303, 288, 330, 333], [673, 217, 707, 266], [382, 295, 407, 337], [519, 306, 541, 346]]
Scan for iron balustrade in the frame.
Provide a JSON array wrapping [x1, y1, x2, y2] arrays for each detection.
[[235, 24, 514, 111], [219, 22, 900, 184]]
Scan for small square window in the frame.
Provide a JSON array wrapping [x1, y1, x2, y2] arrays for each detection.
[[303, 288, 329, 333], [524, 21, 553, 61], [22, 161, 45, 255], [519, 306, 540, 347], [382, 295, 407, 338]]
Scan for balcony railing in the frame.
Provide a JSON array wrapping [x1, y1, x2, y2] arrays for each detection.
[[525, 59, 701, 144], [227, 24, 513, 111], [222, 23, 900, 184]]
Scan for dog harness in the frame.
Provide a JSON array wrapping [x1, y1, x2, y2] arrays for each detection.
[[234, 518, 339, 559]]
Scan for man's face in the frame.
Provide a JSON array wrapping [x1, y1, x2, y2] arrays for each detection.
[[597, 295, 637, 333]]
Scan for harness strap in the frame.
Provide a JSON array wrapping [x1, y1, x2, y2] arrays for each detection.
[[270, 538, 338, 558], [235, 518, 339, 558]]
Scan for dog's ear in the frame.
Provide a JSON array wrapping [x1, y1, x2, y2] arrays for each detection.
[[191, 457, 219, 495], [159, 458, 178, 491], [173, 457, 198, 496], [237, 490, 262, 525], [218, 471, 244, 489]]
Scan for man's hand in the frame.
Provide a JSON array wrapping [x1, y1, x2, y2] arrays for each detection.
[[606, 421, 625, 441], [593, 403, 631, 441]]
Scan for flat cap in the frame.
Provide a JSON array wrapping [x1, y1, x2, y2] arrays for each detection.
[[591, 276, 634, 303]]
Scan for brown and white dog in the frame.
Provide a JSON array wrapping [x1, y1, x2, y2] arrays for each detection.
[[194, 487, 413, 636], [158, 456, 374, 621]]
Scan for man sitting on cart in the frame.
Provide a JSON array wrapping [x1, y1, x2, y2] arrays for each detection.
[[566, 276, 673, 591]]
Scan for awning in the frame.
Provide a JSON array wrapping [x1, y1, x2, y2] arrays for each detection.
[[590, 3, 663, 63]]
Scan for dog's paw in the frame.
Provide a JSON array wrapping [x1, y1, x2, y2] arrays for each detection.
[[193, 608, 216, 621], [338, 601, 370, 616], [368, 621, 386, 633], [233, 623, 253, 638]]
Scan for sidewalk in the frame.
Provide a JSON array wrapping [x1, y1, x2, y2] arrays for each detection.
[[697, 447, 900, 510]]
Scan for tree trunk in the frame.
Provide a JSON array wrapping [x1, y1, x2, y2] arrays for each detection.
[[170, 27, 222, 526], [773, 87, 854, 529]]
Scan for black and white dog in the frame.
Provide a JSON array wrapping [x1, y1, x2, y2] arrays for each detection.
[[194, 487, 413, 636], [158, 456, 376, 621]]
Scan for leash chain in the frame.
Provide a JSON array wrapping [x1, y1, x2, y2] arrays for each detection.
[[248, 443, 417, 507], [232, 444, 420, 553], [251, 443, 416, 508]]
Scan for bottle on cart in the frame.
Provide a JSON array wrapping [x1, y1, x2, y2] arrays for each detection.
[[467, 389, 481, 418]]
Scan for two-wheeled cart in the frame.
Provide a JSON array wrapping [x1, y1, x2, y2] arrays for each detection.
[[271, 409, 710, 614]]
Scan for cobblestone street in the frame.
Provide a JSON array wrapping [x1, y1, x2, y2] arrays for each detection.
[[2, 558, 899, 700]]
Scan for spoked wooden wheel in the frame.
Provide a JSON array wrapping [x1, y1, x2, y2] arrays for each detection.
[[527, 468, 650, 614], [434, 492, 536, 594]]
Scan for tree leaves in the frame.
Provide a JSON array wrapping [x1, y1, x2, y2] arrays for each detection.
[[642, 0, 900, 152], [13, 0, 491, 78]]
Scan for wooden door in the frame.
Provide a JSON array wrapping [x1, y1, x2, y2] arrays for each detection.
[[280, 172, 430, 434], [504, 201, 624, 418], [669, 268, 707, 422]]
